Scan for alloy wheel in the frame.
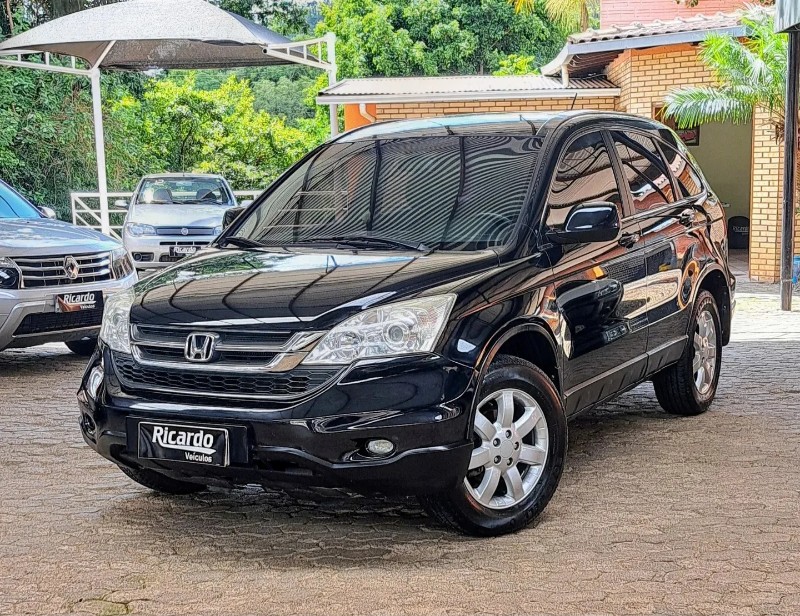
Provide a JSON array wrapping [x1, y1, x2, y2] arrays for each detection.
[[464, 388, 549, 510], [693, 308, 717, 395]]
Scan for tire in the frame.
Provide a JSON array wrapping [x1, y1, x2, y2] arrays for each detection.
[[118, 465, 206, 495], [65, 337, 97, 357], [653, 290, 722, 416], [419, 355, 567, 537]]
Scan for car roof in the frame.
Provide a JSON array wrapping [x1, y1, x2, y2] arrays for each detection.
[[337, 111, 665, 141], [141, 173, 226, 180]]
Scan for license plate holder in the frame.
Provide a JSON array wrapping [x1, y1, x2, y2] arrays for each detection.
[[55, 290, 104, 313], [170, 245, 199, 257], [138, 421, 230, 467]]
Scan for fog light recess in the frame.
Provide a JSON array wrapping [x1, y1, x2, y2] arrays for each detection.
[[365, 439, 395, 456]]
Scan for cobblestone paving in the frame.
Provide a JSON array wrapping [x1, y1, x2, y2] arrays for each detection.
[[1, 283, 799, 616]]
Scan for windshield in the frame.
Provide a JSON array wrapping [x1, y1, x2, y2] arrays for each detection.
[[0, 181, 42, 219], [232, 135, 542, 251], [136, 177, 232, 206]]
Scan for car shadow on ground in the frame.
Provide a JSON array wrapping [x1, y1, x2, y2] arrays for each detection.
[[98, 387, 676, 567]]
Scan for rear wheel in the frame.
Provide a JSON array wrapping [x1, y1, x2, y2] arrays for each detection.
[[118, 466, 206, 495], [653, 290, 722, 416], [65, 337, 97, 357], [419, 355, 567, 536]]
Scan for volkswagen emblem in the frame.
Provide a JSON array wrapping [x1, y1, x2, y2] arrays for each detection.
[[63, 256, 80, 281], [184, 332, 219, 363], [180, 227, 189, 236]]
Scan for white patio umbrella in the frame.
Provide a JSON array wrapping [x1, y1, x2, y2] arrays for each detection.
[[0, 0, 337, 234]]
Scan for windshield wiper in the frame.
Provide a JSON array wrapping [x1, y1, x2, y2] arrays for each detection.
[[302, 235, 430, 252], [217, 236, 269, 249]]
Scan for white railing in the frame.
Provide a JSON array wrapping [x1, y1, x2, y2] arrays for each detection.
[[70, 190, 263, 240]]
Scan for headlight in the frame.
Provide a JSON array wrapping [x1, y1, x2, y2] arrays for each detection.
[[0, 257, 21, 290], [303, 295, 455, 365], [212, 225, 223, 236], [124, 222, 156, 237], [99, 288, 134, 353], [110, 247, 133, 279]]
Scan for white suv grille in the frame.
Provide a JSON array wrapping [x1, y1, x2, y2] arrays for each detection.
[[12, 252, 113, 288]]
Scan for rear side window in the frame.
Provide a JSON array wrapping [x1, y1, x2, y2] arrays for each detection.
[[546, 131, 622, 228], [611, 131, 676, 213], [660, 142, 705, 198]]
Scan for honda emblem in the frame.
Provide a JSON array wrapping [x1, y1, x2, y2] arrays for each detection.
[[184, 332, 219, 363]]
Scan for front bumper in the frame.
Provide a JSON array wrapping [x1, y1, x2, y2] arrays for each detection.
[[0, 272, 137, 351], [124, 234, 215, 269], [78, 346, 477, 495]]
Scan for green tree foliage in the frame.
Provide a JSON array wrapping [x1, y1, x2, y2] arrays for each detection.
[[0, 67, 153, 217], [318, 0, 566, 77], [110, 73, 322, 189], [511, 0, 598, 33], [663, 10, 786, 140], [493, 53, 536, 75]]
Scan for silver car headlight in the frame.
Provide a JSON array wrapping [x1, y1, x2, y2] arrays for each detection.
[[124, 222, 156, 237], [99, 288, 134, 354], [303, 295, 456, 365]]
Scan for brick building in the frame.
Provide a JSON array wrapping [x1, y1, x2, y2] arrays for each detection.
[[317, 2, 794, 282]]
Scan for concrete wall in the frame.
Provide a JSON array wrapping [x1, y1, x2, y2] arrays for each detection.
[[686, 121, 752, 220]]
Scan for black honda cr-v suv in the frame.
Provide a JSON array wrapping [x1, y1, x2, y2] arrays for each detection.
[[79, 111, 734, 536]]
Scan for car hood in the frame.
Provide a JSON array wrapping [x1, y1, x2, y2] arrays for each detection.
[[131, 248, 499, 329], [0, 218, 120, 256], [128, 204, 232, 228]]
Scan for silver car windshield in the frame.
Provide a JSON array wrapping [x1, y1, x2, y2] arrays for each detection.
[[136, 178, 232, 206], [232, 136, 542, 252]]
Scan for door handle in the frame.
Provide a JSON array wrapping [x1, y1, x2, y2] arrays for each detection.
[[678, 209, 695, 227], [618, 232, 638, 248]]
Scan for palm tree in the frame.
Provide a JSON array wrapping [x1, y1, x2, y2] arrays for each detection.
[[663, 10, 787, 141], [511, 0, 597, 33]]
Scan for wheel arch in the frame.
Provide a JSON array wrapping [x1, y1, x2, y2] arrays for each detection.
[[695, 266, 733, 346], [476, 320, 561, 393]]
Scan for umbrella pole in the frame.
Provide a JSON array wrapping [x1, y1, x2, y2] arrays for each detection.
[[90, 67, 111, 236], [327, 32, 338, 137], [781, 30, 799, 311]]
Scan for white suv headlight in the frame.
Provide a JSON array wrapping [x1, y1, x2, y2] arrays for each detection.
[[303, 295, 456, 365], [99, 288, 135, 353]]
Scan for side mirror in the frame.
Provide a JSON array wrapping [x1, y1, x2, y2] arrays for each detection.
[[547, 202, 621, 245], [114, 199, 129, 209], [39, 206, 57, 220], [223, 206, 247, 229]]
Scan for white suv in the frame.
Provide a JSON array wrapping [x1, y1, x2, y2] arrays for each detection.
[[0, 179, 137, 355]]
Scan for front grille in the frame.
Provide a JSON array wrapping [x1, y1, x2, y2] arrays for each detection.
[[129, 324, 322, 374], [133, 324, 294, 348], [156, 227, 215, 236], [112, 352, 339, 399], [14, 308, 103, 336], [158, 241, 209, 247], [12, 252, 113, 288]]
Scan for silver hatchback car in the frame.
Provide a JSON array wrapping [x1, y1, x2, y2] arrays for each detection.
[[121, 174, 239, 270]]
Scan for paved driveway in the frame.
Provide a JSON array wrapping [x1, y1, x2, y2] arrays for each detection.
[[1, 283, 799, 616]]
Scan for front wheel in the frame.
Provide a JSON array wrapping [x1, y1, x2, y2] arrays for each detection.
[[653, 290, 722, 416], [65, 337, 97, 356], [419, 355, 567, 536]]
